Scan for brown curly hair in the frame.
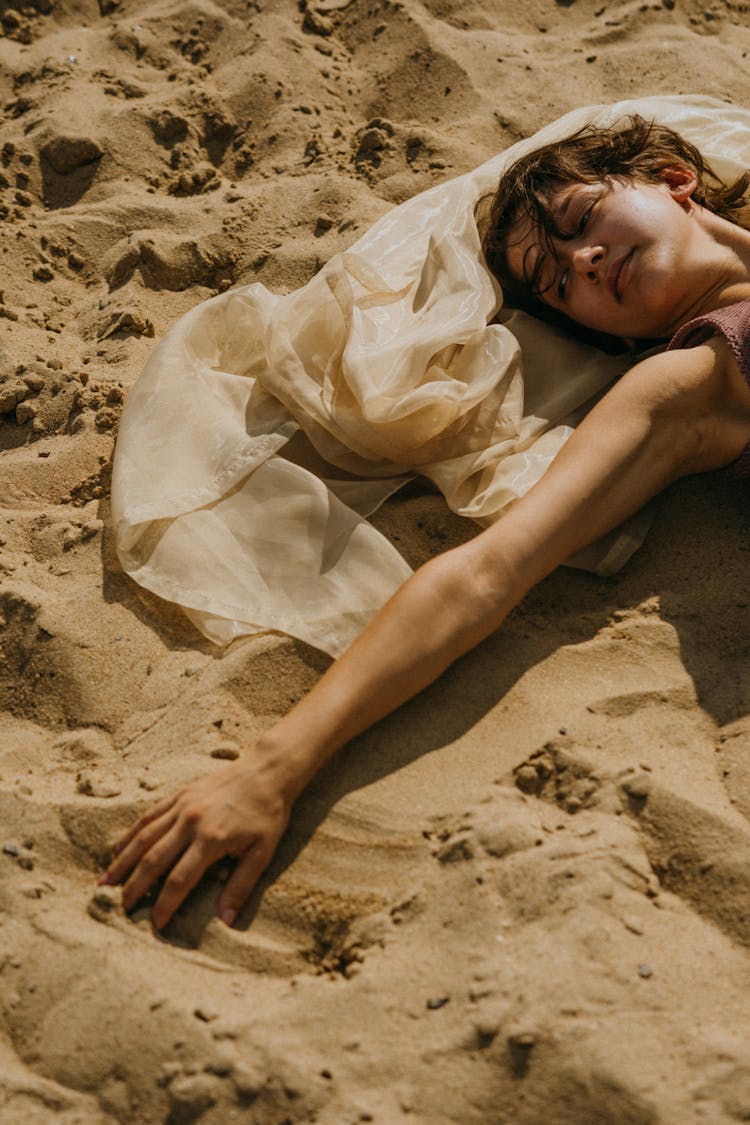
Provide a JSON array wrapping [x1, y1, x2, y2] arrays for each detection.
[[479, 115, 750, 347]]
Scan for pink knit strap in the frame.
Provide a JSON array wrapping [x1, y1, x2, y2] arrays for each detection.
[[667, 299, 750, 481]]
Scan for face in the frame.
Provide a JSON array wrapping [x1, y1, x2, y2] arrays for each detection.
[[504, 171, 707, 340]]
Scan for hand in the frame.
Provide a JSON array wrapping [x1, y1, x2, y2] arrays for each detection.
[[99, 752, 293, 930]]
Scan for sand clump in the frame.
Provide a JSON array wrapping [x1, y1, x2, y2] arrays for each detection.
[[1, 0, 750, 1122]]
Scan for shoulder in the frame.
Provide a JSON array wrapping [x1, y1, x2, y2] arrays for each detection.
[[666, 298, 750, 404], [629, 332, 750, 474]]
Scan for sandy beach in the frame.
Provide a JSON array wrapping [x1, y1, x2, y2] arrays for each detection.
[[1, 0, 750, 1121]]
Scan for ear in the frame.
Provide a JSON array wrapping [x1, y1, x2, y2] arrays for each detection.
[[657, 165, 698, 204]]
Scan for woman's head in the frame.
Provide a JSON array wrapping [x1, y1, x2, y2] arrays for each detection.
[[480, 115, 750, 345]]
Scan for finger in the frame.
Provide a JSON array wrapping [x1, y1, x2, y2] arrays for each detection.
[[113, 794, 178, 855], [102, 807, 178, 887], [150, 839, 220, 930], [120, 821, 193, 912], [217, 843, 271, 928]]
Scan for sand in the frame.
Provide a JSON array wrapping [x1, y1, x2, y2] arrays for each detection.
[[1, 0, 750, 1122]]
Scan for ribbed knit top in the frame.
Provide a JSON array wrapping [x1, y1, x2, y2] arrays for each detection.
[[667, 298, 750, 480]]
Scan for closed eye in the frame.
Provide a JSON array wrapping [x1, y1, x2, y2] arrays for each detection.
[[524, 193, 599, 303]]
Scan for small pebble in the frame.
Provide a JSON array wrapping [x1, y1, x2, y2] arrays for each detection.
[[514, 764, 541, 794], [232, 1063, 261, 1098], [160, 1061, 183, 1084], [638, 963, 653, 979], [507, 1030, 536, 1076], [168, 1074, 217, 1116], [21, 884, 46, 899], [204, 1052, 234, 1077], [508, 1031, 536, 1049], [88, 886, 120, 924], [621, 772, 651, 799], [209, 743, 240, 761], [473, 1011, 502, 1044], [76, 771, 122, 798], [194, 1006, 219, 1023], [435, 835, 474, 863], [623, 914, 645, 935]]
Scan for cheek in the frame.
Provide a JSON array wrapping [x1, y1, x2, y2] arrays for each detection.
[[634, 239, 680, 288], [612, 193, 664, 237]]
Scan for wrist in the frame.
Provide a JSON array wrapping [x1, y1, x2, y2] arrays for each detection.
[[249, 727, 325, 804]]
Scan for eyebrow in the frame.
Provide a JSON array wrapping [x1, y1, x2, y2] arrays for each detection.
[[554, 190, 576, 228]]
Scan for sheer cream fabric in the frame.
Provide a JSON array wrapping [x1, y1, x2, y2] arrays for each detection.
[[111, 94, 750, 657]]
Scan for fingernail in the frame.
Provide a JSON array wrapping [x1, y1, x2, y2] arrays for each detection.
[[98, 873, 111, 886], [220, 908, 236, 928]]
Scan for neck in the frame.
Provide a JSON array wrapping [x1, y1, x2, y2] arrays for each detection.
[[678, 208, 750, 325]]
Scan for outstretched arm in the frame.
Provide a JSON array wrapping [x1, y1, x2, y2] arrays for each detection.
[[102, 341, 745, 929]]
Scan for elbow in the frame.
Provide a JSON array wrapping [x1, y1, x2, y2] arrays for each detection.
[[418, 535, 519, 643]]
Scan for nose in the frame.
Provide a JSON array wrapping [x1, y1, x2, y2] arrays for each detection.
[[571, 244, 605, 282]]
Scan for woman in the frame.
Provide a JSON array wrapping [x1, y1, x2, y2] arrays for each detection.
[[100, 113, 750, 930]]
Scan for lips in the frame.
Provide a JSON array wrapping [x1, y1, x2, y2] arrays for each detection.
[[608, 249, 634, 300]]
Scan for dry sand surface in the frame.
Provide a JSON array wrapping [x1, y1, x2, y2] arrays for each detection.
[[1, 0, 750, 1122]]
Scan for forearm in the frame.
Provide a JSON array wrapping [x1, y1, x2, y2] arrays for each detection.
[[258, 541, 526, 799]]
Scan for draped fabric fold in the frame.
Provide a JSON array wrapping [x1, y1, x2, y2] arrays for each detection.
[[112, 94, 750, 656]]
